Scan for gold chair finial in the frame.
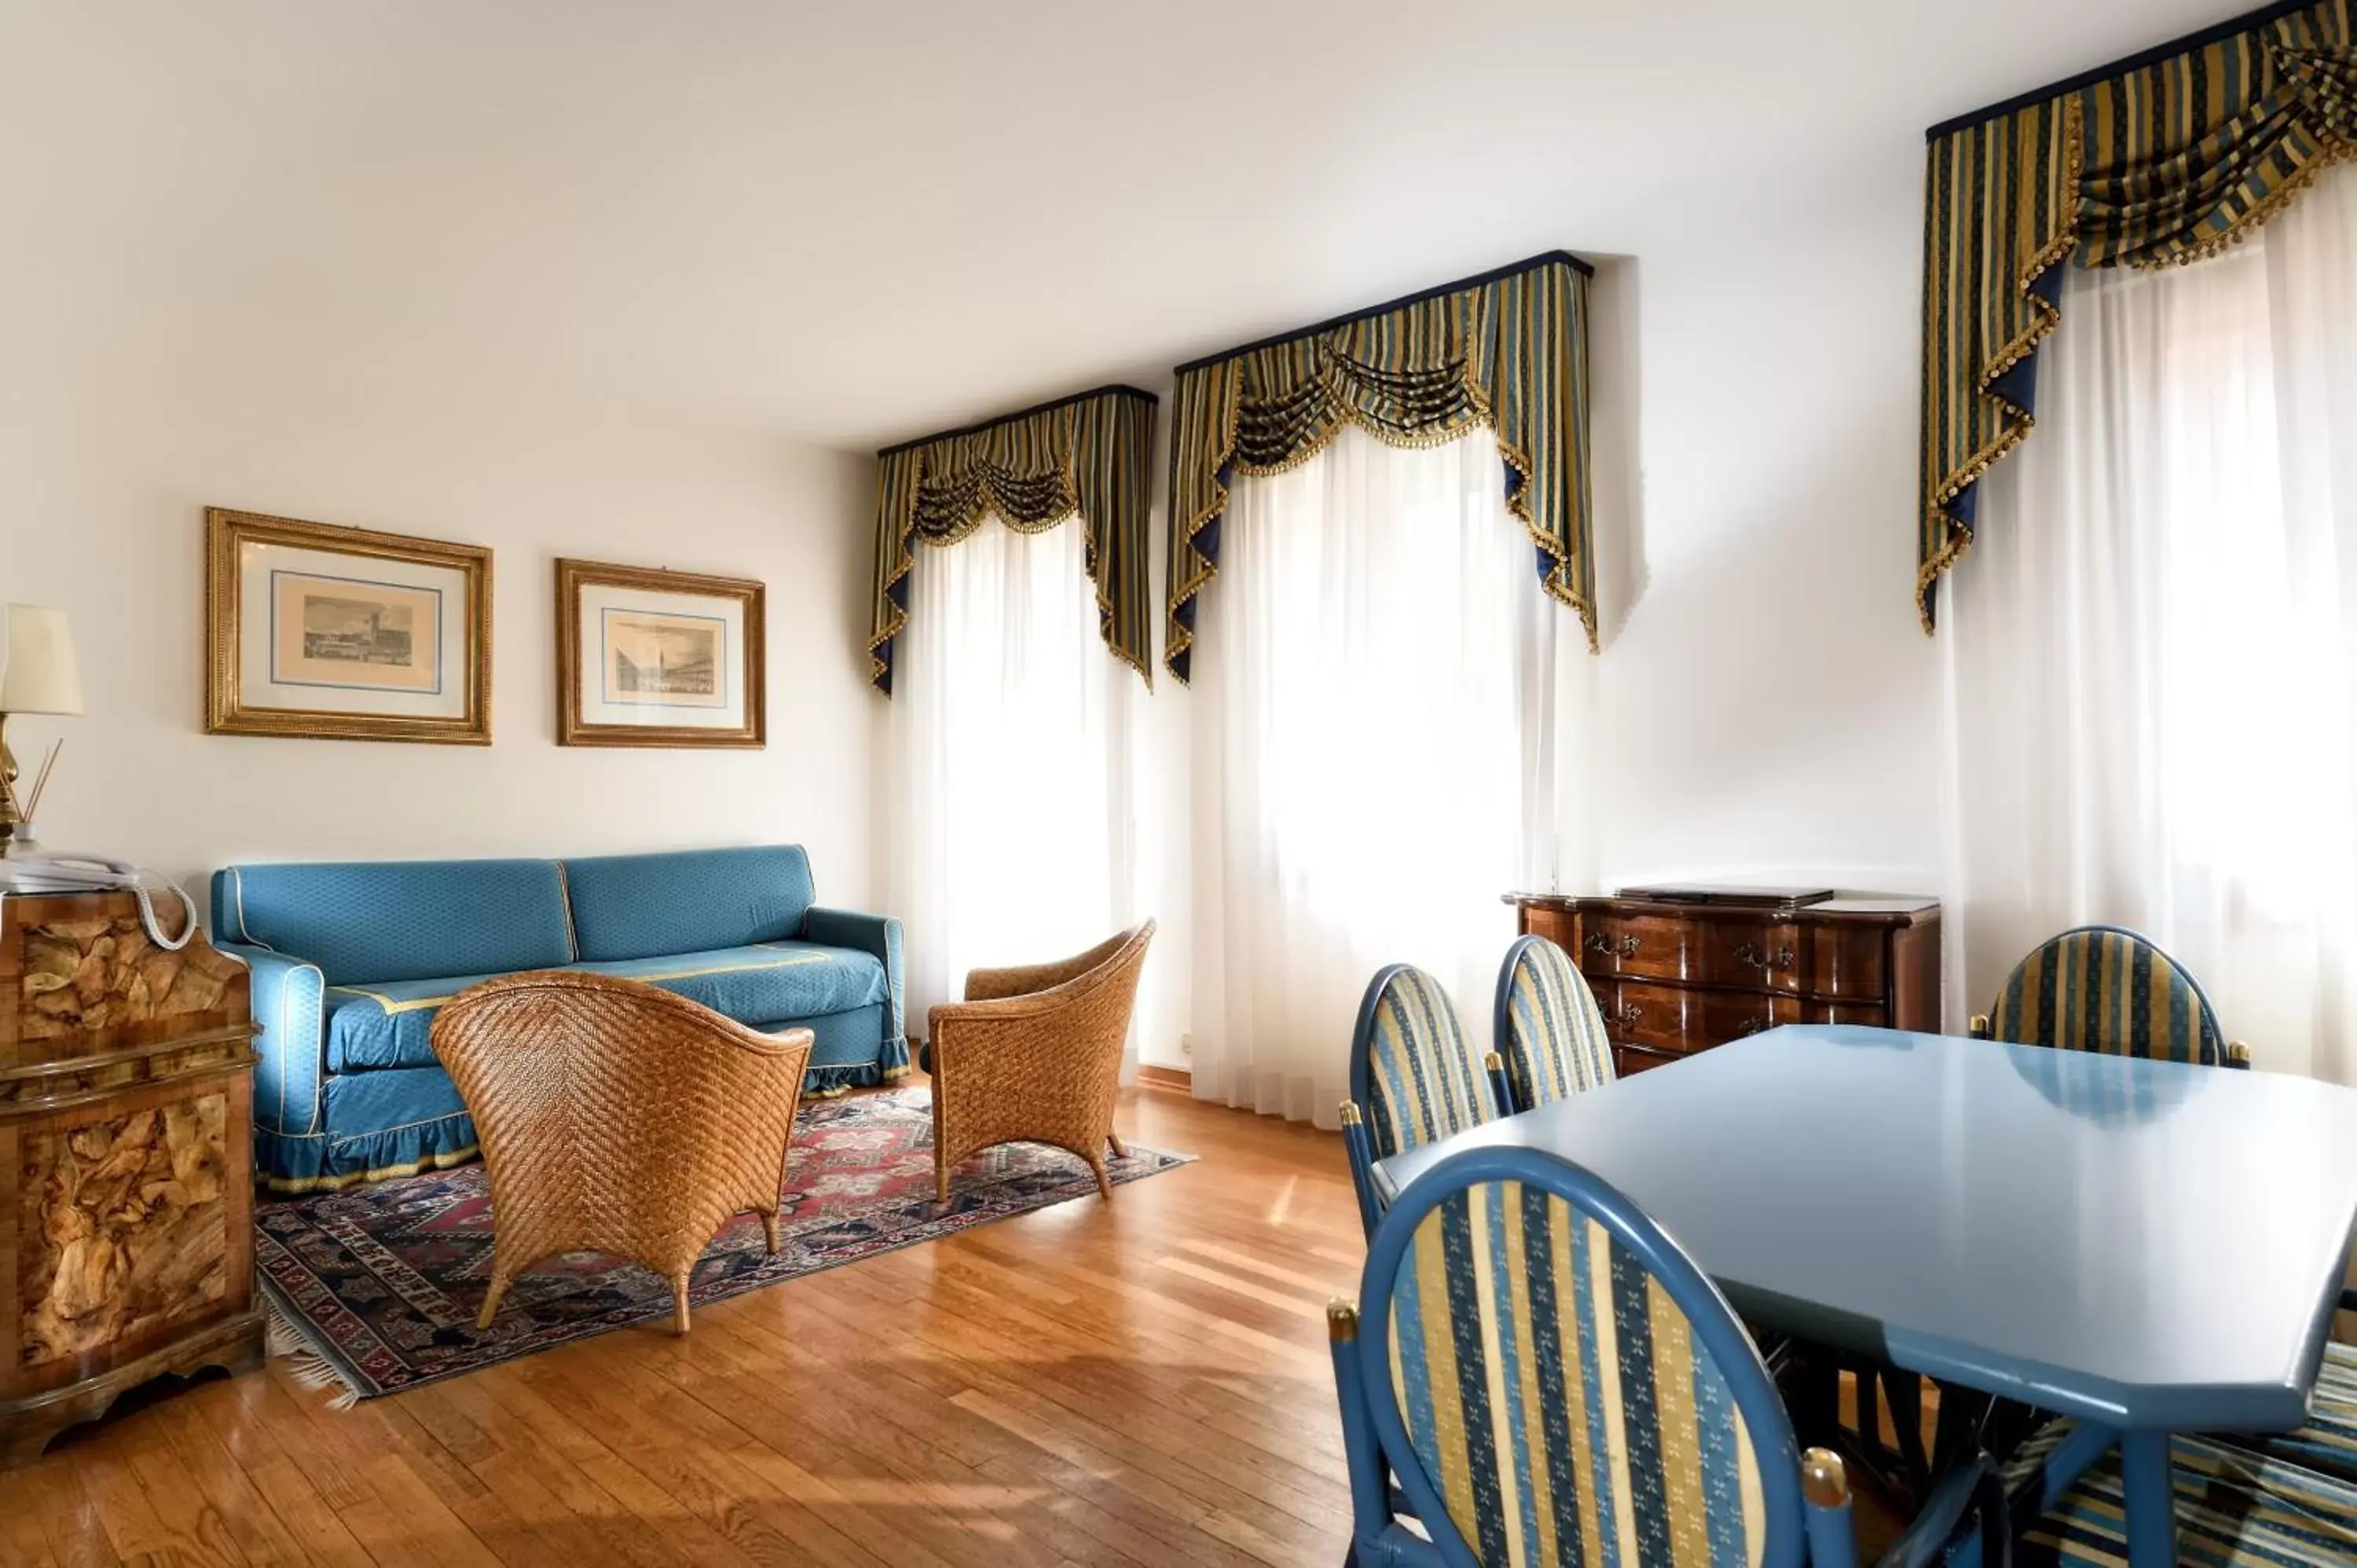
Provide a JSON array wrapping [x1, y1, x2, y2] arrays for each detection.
[[1339, 1100, 1363, 1127], [1801, 1448, 1850, 1508], [1327, 1299, 1360, 1343], [1483, 1050, 1505, 1072]]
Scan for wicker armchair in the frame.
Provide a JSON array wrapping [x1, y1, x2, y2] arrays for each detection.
[[928, 921, 1154, 1203], [431, 970, 813, 1335]]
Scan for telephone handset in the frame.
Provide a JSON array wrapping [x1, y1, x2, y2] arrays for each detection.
[[0, 852, 200, 949], [2, 851, 141, 890]]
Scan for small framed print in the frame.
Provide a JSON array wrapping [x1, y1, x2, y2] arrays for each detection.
[[205, 507, 492, 744], [555, 559, 764, 748]]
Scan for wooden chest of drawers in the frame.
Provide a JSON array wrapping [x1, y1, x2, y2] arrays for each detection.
[[2, 891, 262, 1466], [1506, 890, 1941, 1076]]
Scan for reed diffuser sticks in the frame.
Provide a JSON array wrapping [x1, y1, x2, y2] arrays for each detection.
[[22, 738, 60, 825]]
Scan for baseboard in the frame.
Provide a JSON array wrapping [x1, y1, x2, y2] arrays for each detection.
[[1136, 1064, 1192, 1093]]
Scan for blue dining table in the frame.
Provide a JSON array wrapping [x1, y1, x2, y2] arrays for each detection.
[[1370, 1024, 2357, 1568]]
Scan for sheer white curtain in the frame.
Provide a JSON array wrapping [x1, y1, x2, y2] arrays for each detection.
[[886, 517, 1134, 1035], [1940, 164, 2357, 1081], [1191, 425, 1576, 1127]]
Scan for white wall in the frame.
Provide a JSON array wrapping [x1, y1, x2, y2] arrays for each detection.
[[1580, 142, 1943, 897], [0, 3, 883, 918], [1124, 149, 1947, 1064], [1, 24, 1938, 1050], [2, 333, 877, 909]]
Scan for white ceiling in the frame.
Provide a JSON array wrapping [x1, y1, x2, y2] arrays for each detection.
[[5, 0, 2238, 449]]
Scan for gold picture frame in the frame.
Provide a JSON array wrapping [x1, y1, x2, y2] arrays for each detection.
[[555, 559, 765, 749], [204, 507, 493, 745]]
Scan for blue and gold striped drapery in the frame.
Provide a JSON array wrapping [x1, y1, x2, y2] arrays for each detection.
[[867, 384, 1157, 694], [1919, 0, 2357, 628], [1164, 252, 1596, 684]]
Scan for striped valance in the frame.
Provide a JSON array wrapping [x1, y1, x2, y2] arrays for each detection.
[[1920, 0, 2357, 628], [1164, 252, 1596, 684], [868, 385, 1157, 694]]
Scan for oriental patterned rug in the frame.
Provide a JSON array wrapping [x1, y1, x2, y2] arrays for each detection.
[[256, 1086, 1189, 1401]]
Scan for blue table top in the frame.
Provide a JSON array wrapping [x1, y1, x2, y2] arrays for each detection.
[[1371, 1024, 2357, 1433]]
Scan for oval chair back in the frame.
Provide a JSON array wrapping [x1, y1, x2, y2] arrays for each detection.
[[1493, 934, 1615, 1112], [1347, 1146, 1806, 1568], [1342, 964, 1501, 1236], [1982, 924, 2229, 1067]]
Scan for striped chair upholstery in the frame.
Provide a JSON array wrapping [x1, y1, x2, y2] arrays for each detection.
[[1494, 935, 1615, 1112], [1376, 1164, 1788, 1566], [1985, 925, 2226, 1066], [2005, 1419, 2357, 1566], [1354, 965, 1496, 1162], [1334, 1149, 2010, 1568], [1998, 1413, 2078, 1495]]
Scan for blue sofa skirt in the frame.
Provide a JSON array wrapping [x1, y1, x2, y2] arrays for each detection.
[[800, 1002, 911, 1097], [258, 1002, 909, 1193], [260, 1066, 481, 1194]]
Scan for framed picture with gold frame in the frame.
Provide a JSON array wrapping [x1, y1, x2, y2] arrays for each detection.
[[204, 507, 493, 744], [555, 558, 765, 748]]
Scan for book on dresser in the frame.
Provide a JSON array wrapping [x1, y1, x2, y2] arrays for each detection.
[[1505, 885, 1941, 1076]]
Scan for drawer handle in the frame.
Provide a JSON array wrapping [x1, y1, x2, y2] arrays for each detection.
[[1732, 1016, 1772, 1037], [1734, 941, 1795, 971], [1613, 1002, 1644, 1028], [1588, 933, 1640, 959]]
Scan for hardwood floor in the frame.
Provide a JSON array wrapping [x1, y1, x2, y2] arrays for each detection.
[[0, 1086, 1367, 1568]]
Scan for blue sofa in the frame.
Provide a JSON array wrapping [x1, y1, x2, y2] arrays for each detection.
[[211, 844, 905, 1192]]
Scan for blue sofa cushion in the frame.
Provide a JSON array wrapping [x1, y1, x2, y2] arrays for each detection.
[[214, 860, 575, 985], [574, 941, 882, 1020], [563, 846, 816, 962], [324, 970, 509, 1073], [324, 941, 886, 1072]]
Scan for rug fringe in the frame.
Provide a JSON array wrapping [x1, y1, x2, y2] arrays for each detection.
[[265, 1299, 361, 1409]]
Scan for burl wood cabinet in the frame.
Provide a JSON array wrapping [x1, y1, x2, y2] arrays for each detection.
[[2, 891, 262, 1466], [1506, 888, 1941, 1077]]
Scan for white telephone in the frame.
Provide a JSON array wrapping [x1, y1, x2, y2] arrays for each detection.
[[0, 852, 200, 949]]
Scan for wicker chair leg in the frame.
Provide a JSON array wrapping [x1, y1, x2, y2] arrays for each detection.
[[1087, 1152, 1113, 1200], [1107, 1131, 1129, 1160], [761, 1211, 780, 1255], [477, 1272, 512, 1331], [672, 1273, 691, 1335], [936, 1157, 952, 1205]]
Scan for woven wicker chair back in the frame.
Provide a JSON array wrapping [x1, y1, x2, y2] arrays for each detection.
[[928, 921, 1155, 1203], [431, 969, 812, 1318]]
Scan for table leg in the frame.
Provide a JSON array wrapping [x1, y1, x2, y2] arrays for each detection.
[[2117, 1431, 2178, 1568]]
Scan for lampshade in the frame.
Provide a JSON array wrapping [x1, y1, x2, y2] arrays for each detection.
[[1, 605, 85, 716]]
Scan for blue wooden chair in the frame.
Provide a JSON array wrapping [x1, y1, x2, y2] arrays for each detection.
[[1340, 964, 1504, 1237], [1968, 924, 2247, 1068], [1961, 927, 2237, 1466], [1492, 934, 1615, 1112], [1328, 1145, 2010, 1568], [1970, 928, 2357, 1495]]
